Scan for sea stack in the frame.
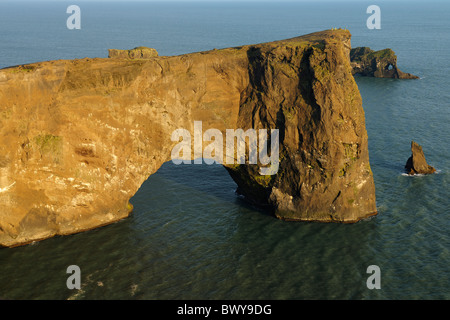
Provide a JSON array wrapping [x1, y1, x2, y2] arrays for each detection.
[[405, 141, 436, 175]]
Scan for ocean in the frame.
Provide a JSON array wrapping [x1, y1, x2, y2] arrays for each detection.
[[0, 0, 448, 300]]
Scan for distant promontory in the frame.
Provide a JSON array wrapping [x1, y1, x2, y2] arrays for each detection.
[[350, 47, 419, 79]]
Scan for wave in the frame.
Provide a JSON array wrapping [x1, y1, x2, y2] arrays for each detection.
[[400, 169, 441, 177]]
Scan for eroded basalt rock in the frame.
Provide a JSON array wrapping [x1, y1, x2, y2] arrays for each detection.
[[405, 141, 436, 175], [0, 30, 377, 247], [108, 46, 158, 59], [350, 47, 418, 79]]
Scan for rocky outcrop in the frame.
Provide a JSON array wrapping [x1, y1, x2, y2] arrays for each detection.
[[0, 29, 377, 247], [405, 141, 436, 175], [108, 46, 158, 59], [350, 47, 419, 79]]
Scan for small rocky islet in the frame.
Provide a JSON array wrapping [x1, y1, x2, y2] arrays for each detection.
[[405, 141, 436, 175], [350, 46, 419, 79]]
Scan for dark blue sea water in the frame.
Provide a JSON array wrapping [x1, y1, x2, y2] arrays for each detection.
[[0, 0, 448, 300]]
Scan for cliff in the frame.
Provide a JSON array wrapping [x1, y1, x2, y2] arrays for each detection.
[[0, 29, 377, 247], [350, 47, 419, 79]]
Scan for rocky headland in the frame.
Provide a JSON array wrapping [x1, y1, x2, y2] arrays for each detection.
[[350, 47, 419, 79], [0, 29, 378, 247]]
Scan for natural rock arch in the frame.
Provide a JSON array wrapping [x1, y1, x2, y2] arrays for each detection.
[[350, 46, 418, 79], [0, 30, 377, 247]]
